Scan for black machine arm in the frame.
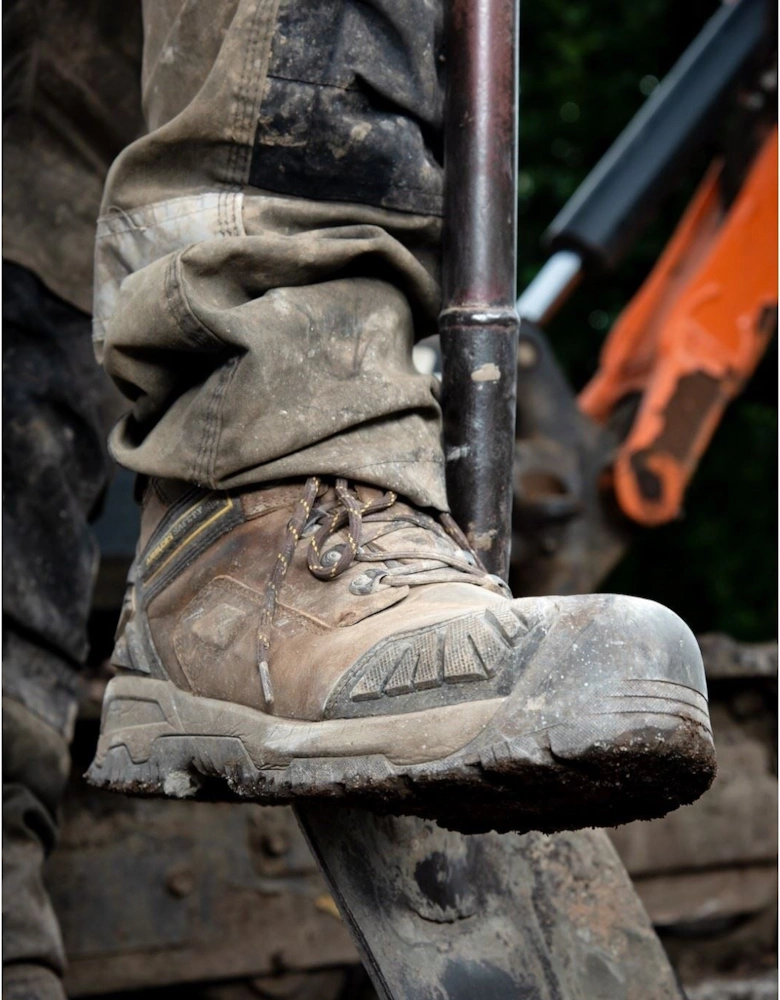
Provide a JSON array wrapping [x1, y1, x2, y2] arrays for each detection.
[[544, 0, 772, 275]]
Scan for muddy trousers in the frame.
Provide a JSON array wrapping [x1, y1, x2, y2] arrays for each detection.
[[97, 0, 450, 511], [2, 262, 115, 999]]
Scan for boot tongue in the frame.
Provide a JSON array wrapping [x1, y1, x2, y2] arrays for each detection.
[[353, 483, 388, 506], [242, 481, 321, 520]]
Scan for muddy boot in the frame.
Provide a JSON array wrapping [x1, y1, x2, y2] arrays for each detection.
[[88, 477, 716, 834], [3, 698, 70, 1000]]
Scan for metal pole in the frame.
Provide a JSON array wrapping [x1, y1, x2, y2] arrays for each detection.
[[439, 0, 521, 579], [296, 7, 683, 999]]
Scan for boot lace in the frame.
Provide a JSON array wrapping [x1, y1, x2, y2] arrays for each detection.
[[256, 476, 509, 705]]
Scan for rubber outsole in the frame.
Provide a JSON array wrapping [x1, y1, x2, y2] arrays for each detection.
[[87, 673, 716, 835]]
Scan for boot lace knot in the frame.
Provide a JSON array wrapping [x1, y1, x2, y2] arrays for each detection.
[[256, 477, 509, 705]]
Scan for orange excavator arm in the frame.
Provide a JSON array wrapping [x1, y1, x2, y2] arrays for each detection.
[[579, 127, 777, 526]]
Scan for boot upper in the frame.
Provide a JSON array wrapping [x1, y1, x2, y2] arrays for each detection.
[[115, 477, 515, 720]]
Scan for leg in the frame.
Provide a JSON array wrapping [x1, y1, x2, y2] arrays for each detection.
[[90, 0, 714, 832], [2, 3, 143, 992], [3, 700, 70, 1000], [95, 0, 448, 508], [1, 263, 114, 1000], [85, 2, 713, 994]]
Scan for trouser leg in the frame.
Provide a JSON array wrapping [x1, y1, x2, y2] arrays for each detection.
[[3, 263, 114, 733], [96, 0, 449, 510], [2, 700, 70, 1000], [3, 0, 140, 725], [2, 262, 117, 999]]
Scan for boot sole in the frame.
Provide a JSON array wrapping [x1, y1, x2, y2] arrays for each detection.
[[87, 669, 716, 835]]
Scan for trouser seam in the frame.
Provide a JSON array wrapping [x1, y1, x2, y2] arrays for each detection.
[[195, 389, 215, 487], [219, 2, 254, 234], [229, 1, 261, 184], [205, 0, 282, 480], [219, 0, 282, 238], [163, 251, 222, 349], [205, 355, 242, 486], [195, 354, 241, 487], [162, 250, 237, 485]]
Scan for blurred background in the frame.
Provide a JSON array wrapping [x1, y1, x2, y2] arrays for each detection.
[[518, 0, 777, 642]]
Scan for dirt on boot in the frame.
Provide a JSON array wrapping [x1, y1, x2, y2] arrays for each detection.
[[87, 477, 716, 834]]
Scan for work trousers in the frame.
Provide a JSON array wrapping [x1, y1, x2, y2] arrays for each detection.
[[97, 0, 450, 511], [3, 0, 142, 732]]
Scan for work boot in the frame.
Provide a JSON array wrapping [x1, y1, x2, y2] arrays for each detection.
[[88, 477, 716, 834]]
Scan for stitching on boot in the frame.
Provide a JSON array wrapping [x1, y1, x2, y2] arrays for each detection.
[[137, 491, 245, 602]]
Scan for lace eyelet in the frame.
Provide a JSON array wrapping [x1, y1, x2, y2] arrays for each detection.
[[321, 544, 346, 566], [486, 573, 511, 595], [349, 568, 385, 595], [302, 508, 326, 537]]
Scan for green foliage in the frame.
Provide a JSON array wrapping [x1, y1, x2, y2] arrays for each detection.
[[518, 0, 777, 639]]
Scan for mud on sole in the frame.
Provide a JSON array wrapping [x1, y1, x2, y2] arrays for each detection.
[[86, 675, 716, 835]]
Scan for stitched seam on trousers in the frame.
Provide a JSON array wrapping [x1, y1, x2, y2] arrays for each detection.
[[218, 2, 248, 234], [194, 382, 217, 487], [165, 250, 226, 350], [225, 190, 246, 238], [162, 253, 229, 485], [194, 354, 240, 487], [205, 355, 242, 487], [162, 253, 183, 346], [197, 371, 221, 485], [195, 353, 237, 485], [96, 203, 224, 238], [229, 3, 261, 185], [163, 252, 215, 351], [218, 3, 255, 236], [224, 5, 255, 187], [219, 0, 282, 239]]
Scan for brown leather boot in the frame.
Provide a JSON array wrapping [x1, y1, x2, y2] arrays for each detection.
[[88, 477, 716, 834]]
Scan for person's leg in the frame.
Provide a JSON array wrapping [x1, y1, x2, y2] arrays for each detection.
[[3, 264, 116, 720], [2, 263, 117, 1000], [3, 3, 144, 992], [95, 0, 448, 507], [89, 0, 716, 833]]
